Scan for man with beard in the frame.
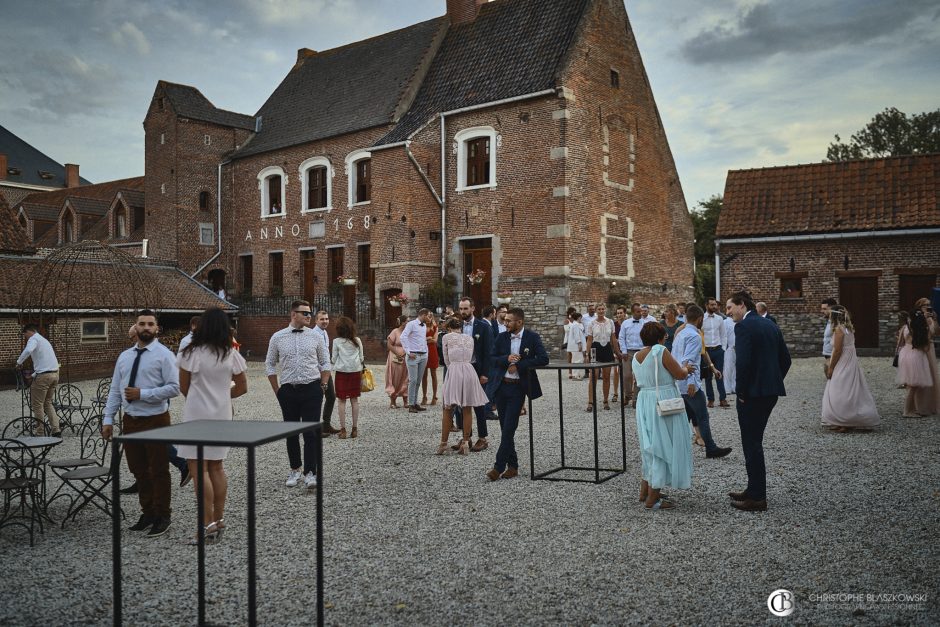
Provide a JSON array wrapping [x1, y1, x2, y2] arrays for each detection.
[[101, 309, 180, 537]]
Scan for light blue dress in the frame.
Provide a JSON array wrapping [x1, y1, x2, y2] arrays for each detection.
[[632, 344, 693, 490]]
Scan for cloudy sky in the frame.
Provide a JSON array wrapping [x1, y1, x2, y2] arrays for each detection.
[[1, 0, 938, 208]]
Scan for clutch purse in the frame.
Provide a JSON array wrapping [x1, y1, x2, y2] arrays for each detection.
[[360, 367, 375, 392], [654, 352, 685, 417]]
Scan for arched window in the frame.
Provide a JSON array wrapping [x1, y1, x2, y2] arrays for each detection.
[[345, 150, 372, 206], [455, 127, 498, 191], [257, 166, 287, 217], [299, 157, 332, 212]]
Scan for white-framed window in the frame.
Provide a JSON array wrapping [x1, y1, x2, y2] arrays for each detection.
[[199, 222, 214, 245], [299, 157, 332, 212], [80, 319, 108, 343], [455, 126, 498, 191], [345, 150, 372, 207], [257, 166, 287, 217]]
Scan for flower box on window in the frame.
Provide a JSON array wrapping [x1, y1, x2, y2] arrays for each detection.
[[467, 269, 486, 285], [387, 293, 409, 308], [496, 291, 512, 305]]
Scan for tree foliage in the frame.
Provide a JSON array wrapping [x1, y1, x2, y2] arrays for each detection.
[[690, 195, 722, 303], [826, 107, 940, 161]]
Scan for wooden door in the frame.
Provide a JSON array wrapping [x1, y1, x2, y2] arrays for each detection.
[[839, 276, 879, 348], [270, 253, 283, 296], [898, 274, 937, 313], [302, 251, 316, 302], [463, 240, 492, 308], [241, 255, 253, 296]]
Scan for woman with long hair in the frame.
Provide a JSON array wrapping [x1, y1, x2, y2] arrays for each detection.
[[821, 307, 880, 431], [585, 303, 622, 411], [421, 312, 440, 406], [898, 300, 939, 417], [437, 317, 490, 455], [332, 316, 364, 438], [177, 308, 248, 545], [662, 304, 682, 353], [385, 315, 410, 408]]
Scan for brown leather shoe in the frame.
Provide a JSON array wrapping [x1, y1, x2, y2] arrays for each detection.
[[408, 407, 419, 413], [719, 400, 731, 408], [322, 424, 340, 435], [471, 438, 489, 452], [728, 490, 748, 500], [486, 469, 501, 482], [707, 400, 715, 408], [500, 467, 518, 479], [731, 498, 768, 512]]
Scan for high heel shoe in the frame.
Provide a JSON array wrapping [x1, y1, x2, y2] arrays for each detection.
[[211, 519, 225, 544], [188, 521, 221, 546], [457, 439, 469, 456], [435, 442, 450, 455]]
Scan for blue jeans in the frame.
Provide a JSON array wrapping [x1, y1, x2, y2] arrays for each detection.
[[737, 396, 777, 501], [704, 346, 726, 402], [406, 353, 428, 407], [682, 389, 719, 452], [494, 382, 526, 472]]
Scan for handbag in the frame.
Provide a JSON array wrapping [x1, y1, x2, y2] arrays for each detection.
[[361, 367, 375, 392], [653, 349, 685, 417], [892, 352, 899, 368]]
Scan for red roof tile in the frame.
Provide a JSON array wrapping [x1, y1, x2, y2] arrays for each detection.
[[717, 153, 940, 238]]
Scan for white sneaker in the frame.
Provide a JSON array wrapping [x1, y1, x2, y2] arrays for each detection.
[[285, 470, 302, 487], [303, 471, 318, 489]]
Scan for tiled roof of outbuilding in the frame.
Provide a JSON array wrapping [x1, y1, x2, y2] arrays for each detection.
[[66, 196, 110, 217], [717, 153, 940, 238], [377, 0, 589, 144], [0, 193, 33, 254], [232, 16, 448, 159], [19, 177, 144, 209], [160, 82, 257, 131]]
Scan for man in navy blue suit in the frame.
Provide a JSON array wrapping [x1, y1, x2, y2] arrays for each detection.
[[727, 291, 791, 511], [486, 307, 549, 480], [457, 297, 495, 451]]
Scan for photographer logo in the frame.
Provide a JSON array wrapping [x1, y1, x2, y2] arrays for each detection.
[[768, 589, 795, 617]]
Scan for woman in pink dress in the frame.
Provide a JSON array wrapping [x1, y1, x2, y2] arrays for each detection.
[[177, 308, 248, 545], [898, 302, 939, 417], [384, 315, 409, 408], [437, 317, 491, 455], [821, 307, 880, 431]]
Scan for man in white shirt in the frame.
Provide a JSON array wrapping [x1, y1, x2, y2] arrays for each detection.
[[177, 316, 200, 353], [640, 304, 657, 326], [701, 298, 729, 408], [401, 309, 432, 413], [265, 300, 332, 489], [581, 304, 597, 334], [617, 303, 645, 406], [820, 298, 837, 366], [313, 311, 341, 436], [15, 324, 61, 436]]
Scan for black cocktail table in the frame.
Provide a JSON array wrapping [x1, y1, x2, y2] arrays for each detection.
[[528, 361, 627, 483], [112, 420, 323, 626]]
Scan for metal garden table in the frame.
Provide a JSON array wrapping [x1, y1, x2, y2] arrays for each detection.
[[528, 361, 627, 484], [112, 420, 324, 627]]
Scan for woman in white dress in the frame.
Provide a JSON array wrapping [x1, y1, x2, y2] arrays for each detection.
[[566, 312, 586, 380], [177, 308, 248, 544], [722, 303, 736, 395], [585, 303, 622, 411]]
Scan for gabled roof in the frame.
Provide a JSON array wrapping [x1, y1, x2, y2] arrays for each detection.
[[65, 196, 110, 217], [19, 203, 60, 222], [376, 0, 589, 144], [119, 189, 144, 209], [18, 176, 144, 210], [232, 16, 448, 159], [717, 153, 940, 238], [0, 124, 93, 189], [159, 81, 256, 131], [0, 193, 33, 254]]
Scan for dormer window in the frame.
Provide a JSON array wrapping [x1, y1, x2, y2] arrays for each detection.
[[116, 210, 127, 238], [455, 127, 498, 192], [38, 170, 54, 180], [345, 150, 372, 206], [18, 213, 26, 229], [63, 209, 76, 243], [257, 166, 287, 217], [299, 157, 331, 212]]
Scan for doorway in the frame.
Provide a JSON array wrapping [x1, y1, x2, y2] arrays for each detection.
[[839, 276, 879, 348], [208, 269, 225, 294], [462, 238, 492, 308], [898, 273, 937, 313], [302, 250, 316, 303]]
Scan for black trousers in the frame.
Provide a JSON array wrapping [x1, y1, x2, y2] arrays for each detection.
[[321, 377, 336, 426], [736, 395, 777, 501], [277, 383, 324, 475]]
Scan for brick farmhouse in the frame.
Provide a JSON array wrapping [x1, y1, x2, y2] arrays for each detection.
[[715, 153, 940, 355]]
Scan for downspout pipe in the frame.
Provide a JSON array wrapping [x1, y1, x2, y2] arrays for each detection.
[[440, 113, 446, 279], [714, 240, 721, 301], [192, 160, 228, 279]]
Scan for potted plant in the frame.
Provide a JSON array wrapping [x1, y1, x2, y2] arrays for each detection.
[[496, 291, 512, 305], [387, 293, 409, 308], [467, 268, 486, 285], [337, 274, 357, 286]]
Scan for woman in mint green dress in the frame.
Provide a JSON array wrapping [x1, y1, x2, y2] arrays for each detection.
[[632, 322, 695, 509]]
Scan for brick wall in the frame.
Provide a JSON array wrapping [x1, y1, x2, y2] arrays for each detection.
[[719, 234, 940, 355]]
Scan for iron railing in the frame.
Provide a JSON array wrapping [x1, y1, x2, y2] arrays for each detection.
[[230, 293, 386, 336]]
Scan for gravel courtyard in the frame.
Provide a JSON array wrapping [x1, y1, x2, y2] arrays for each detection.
[[1, 356, 937, 626]]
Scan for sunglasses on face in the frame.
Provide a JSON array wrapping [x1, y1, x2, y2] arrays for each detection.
[[293, 310, 312, 317]]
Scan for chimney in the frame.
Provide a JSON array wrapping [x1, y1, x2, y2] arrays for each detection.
[[65, 163, 80, 188], [295, 48, 317, 68], [447, 0, 488, 25], [0, 154, 6, 181]]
